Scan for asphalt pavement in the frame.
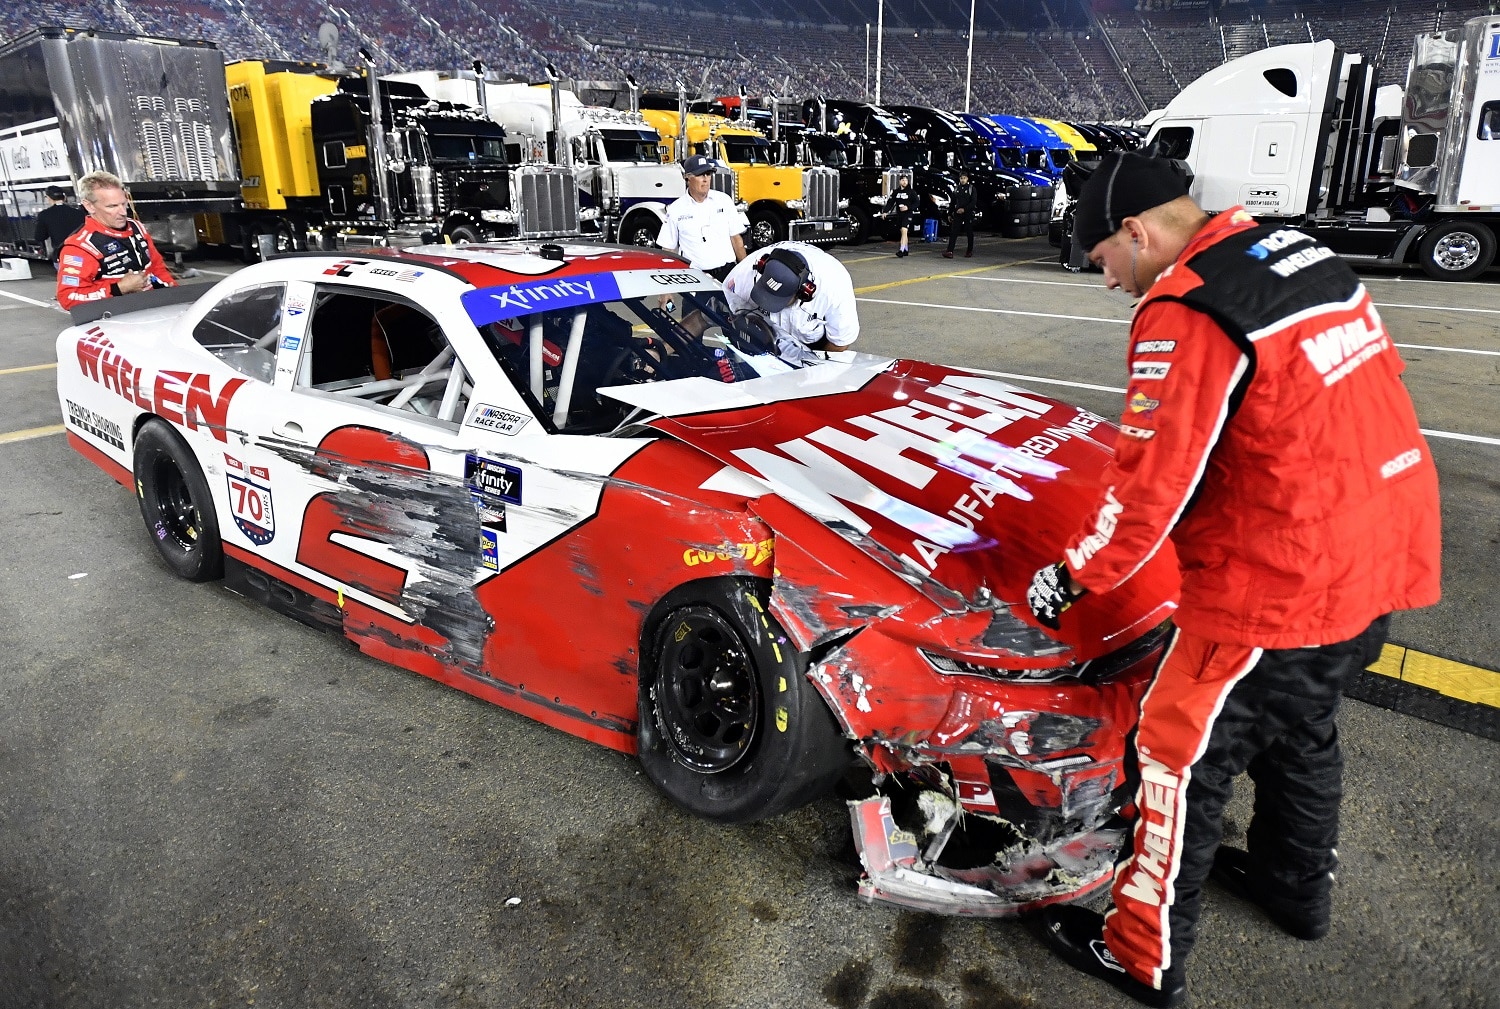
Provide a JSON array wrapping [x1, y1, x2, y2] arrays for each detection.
[[1, 239, 1496, 1009]]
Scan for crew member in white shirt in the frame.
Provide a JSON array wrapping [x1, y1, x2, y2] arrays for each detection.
[[657, 154, 748, 280], [721, 241, 859, 366]]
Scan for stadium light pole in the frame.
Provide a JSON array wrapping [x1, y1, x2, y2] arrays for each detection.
[[875, 0, 884, 105], [865, 23, 870, 99], [964, 0, 975, 112]]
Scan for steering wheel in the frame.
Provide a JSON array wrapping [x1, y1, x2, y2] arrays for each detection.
[[597, 343, 662, 393], [733, 310, 780, 357]]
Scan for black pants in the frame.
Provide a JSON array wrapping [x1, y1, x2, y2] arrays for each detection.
[[1106, 614, 1390, 983], [946, 213, 975, 253], [705, 262, 735, 282]]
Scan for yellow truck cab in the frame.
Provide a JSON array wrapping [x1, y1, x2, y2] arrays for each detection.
[[642, 109, 848, 248], [1034, 118, 1099, 165]]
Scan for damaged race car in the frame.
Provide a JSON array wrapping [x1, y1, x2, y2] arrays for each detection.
[[56, 242, 1176, 916]]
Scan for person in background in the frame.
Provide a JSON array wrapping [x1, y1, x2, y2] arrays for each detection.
[[34, 185, 86, 266], [56, 171, 177, 312], [888, 172, 916, 257], [944, 170, 977, 258], [657, 154, 747, 281]]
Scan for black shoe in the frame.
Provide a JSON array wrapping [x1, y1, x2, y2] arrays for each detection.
[[942, 250, 954, 258], [1211, 846, 1329, 941], [964, 250, 973, 257], [1034, 906, 1185, 1008]]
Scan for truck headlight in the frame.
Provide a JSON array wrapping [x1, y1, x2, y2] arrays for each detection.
[[838, 198, 850, 210], [929, 194, 951, 208], [479, 210, 516, 224], [869, 195, 888, 206], [579, 207, 600, 221], [786, 199, 805, 211]]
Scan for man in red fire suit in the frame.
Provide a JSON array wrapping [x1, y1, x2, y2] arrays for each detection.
[[1024, 153, 1441, 1007], [56, 170, 176, 312]]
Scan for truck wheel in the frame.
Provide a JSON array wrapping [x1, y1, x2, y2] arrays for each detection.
[[636, 578, 850, 824], [746, 209, 786, 251], [133, 419, 224, 583], [446, 223, 482, 245], [1416, 222, 1496, 281], [621, 215, 660, 247], [845, 205, 871, 246]]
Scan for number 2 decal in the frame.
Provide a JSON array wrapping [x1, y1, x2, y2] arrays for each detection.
[[295, 426, 431, 606]]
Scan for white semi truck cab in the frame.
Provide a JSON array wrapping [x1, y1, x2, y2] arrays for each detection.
[[1146, 14, 1500, 279]]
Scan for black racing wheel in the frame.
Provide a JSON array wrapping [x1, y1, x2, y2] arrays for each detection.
[[132, 419, 224, 582], [636, 578, 851, 823]]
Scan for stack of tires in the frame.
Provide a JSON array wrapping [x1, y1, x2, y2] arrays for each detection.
[[997, 184, 1055, 239]]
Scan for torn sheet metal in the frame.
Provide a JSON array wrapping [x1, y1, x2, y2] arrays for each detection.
[[848, 794, 1120, 916]]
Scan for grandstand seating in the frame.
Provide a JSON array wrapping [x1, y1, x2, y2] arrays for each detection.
[[1, 0, 1496, 122]]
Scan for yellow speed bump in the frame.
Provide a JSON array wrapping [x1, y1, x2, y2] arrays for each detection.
[[1367, 644, 1500, 709]]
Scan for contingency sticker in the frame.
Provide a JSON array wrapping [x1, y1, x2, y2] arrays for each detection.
[[464, 453, 523, 507], [479, 517, 505, 571], [224, 453, 275, 545], [467, 403, 531, 436], [65, 399, 124, 449]]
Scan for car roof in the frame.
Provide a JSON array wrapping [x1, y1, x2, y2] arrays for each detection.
[[347, 242, 691, 289]]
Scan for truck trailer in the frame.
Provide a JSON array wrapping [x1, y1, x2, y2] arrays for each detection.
[[1145, 14, 1500, 280], [0, 26, 239, 259]]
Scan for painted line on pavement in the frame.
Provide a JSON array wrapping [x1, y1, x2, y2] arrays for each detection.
[[0, 362, 57, 377], [0, 288, 56, 308], [852, 255, 1053, 295], [858, 296, 1129, 325], [0, 423, 65, 445]]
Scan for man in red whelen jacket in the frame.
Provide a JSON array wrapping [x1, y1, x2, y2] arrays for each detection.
[[1025, 152, 1442, 1007], [56, 170, 176, 311]]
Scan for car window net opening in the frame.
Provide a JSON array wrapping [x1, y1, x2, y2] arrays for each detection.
[[297, 289, 471, 425], [467, 284, 793, 436], [192, 283, 284, 382]]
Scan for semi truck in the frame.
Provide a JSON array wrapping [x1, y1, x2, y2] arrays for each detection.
[[207, 57, 580, 256], [641, 90, 849, 249], [0, 26, 239, 259], [1144, 14, 1500, 280], [394, 72, 683, 247]]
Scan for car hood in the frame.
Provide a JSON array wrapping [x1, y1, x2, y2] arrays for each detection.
[[615, 355, 1177, 657]]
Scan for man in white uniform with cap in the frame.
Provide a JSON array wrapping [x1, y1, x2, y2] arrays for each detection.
[[721, 241, 859, 366]]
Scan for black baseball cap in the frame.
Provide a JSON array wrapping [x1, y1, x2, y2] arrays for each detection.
[[1073, 152, 1190, 252], [682, 154, 716, 176], [751, 249, 808, 312]]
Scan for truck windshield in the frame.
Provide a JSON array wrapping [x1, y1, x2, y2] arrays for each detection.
[[805, 136, 848, 167], [996, 148, 1024, 168], [884, 143, 926, 168], [428, 134, 508, 163], [1050, 147, 1074, 166], [721, 137, 776, 165], [600, 131, 662, 163]]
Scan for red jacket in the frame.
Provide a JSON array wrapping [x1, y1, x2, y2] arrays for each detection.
[[1064, 208, 1441, 648], [56, 215, 176, 311]]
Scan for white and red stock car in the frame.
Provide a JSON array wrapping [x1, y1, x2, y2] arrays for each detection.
[[56, 242, 1178, 915]]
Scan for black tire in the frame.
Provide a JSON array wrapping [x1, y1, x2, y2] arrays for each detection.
[[845, 204, 872, 246], [1416, 221, 1496, 281], [133, 420, 223, 582], [637, 578, 850, 823], [746, 208, 786, 251], [620, 213, 661, 247], [446, 223, 482, 245]]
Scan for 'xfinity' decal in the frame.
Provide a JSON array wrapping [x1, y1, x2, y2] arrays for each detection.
[[462, 273, 622, 327]]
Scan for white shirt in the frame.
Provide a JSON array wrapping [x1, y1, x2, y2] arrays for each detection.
[[722, 241, 859, 366], [657, 188, 748, 271]]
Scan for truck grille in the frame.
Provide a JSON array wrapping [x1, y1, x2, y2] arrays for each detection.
[[711, 166, 737, 201], [801, 167, 839, 221], [516, 167, 580, 238]]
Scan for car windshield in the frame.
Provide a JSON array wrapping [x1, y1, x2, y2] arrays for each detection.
[[428, 133, 508, 163], [721, 137, 776, 165], [464, 283, 794, 435], [600, 131, 662, 163]]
